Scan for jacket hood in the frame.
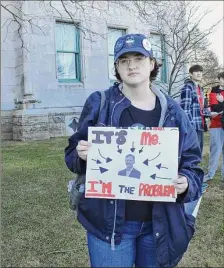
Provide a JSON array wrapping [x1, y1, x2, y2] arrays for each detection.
[[151, 85, 168, 127]]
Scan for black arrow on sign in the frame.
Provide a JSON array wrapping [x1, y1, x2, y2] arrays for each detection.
[[130, 142, 135, 152], [150, 174, 172, 180], [92, 159, 102, 164], [91, 167, 109, 174], [117, 145, 122, 154], [143, 152, 161, 166], [156, 163, 168, 170], [98, 149, 112, 163]]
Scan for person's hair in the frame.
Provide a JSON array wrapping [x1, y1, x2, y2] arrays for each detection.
[[114, 57, 160, 82], [218, 71, 224, 80], [189, 64, 203, 74], [125, 154, 135, 160]]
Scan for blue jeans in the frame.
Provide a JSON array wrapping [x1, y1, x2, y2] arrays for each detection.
[[87, 221, 156, 268], [184, 130, 204, 218], [205, 128, 224, 180], [196, 130, 204, 154]]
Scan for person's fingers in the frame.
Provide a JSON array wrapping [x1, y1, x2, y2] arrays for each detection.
[[172, 175, 185, 184], [77, 144, 88, 151], [177, 176, 187, 184], [173, 175, 188, 194], [78, 151, 88, 159], [77, 140, 91, 161], [79, 140, 91, 146], [77, 140, 91, 151]]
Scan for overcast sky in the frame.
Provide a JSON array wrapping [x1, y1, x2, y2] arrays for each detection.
[[196, 1, 224, 66]]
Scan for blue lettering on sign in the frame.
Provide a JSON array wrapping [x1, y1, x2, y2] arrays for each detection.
[[119, 185, 135, 195], [92, 130, 127, 145]]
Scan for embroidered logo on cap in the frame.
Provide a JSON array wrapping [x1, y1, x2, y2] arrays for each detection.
[[115, 39, 124, 53], [125, 36, 135, 47], [142, 39, 152, 51]]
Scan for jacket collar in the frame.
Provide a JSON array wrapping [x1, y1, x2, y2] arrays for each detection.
[[112, 83, 171, 126], [151, 85, 168, 126]]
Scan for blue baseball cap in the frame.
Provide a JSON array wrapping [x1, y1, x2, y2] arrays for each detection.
[[114, 34, 153, 62]]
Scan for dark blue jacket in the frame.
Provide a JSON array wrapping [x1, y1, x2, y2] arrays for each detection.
[[65, 84, 204, 268]]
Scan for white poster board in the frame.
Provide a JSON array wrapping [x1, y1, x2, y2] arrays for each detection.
[[85, 127, 179, 202]]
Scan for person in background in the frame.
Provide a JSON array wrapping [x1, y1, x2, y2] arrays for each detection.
[[204, 71, 224, 190], [180, 64, 209, 153], [180, 65, 209, 216]]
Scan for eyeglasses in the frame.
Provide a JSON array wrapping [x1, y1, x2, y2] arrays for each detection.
[[117, 55, 147, 67]]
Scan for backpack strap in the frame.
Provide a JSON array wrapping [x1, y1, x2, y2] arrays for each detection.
[[97, 91, 105, 123], [99, 91, 106, 113]]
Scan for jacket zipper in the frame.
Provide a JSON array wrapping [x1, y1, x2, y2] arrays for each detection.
[[162, 113, 169, 126], [110, 96, 125, 250], [110, 97, 126, 126], [111, 200, 117, 250], [163, 110, 181, 161]]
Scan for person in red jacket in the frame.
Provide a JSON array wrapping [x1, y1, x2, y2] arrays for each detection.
[[204, 71, 224, 190]]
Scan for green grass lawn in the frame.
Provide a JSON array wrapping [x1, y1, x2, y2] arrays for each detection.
[[1, 135, 224, 267]]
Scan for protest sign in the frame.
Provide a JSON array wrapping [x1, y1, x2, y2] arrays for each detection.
[[85, 127, 179, 202]]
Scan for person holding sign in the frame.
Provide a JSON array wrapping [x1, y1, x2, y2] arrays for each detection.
[[65, 34, 203, 268]]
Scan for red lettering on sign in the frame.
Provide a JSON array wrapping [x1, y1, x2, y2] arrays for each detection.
[[86, 180, 115, 198], [152, 127, 164, 130], [140, 132, 159, 145], [87, 181, 99, 192], [139, 183, 175, 198], [85, 193, 115, 197], [102, 182, 112, 194]]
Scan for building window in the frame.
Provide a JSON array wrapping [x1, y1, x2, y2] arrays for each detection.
[[150, 33, 167, 83], [55, 22, 81, 83], [108, 28, 126, 81]]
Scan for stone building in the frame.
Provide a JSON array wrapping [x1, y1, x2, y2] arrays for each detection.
[[1, 1, 186, 141]]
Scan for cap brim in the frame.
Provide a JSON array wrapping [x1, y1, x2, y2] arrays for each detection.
[[114, 47, 152, 62]]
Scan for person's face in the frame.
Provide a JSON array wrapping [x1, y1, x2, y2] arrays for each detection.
[[116, 52, 154, 86], [125, 156, 135, 169], [219, 77, 224, 87], [190, 71, 203, 82]]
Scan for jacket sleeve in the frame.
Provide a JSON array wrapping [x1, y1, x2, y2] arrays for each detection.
[[209, 92, 224, 112], [176, 106, 204, 203], [180, 84, 194, 125], [64, 92, 101, 174]]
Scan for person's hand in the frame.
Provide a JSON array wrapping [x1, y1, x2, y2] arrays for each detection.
[[173, 175, 189, 195], [76, 140, 91, 161], [210, 111, 220, 118], [216, 93, 224, 103]]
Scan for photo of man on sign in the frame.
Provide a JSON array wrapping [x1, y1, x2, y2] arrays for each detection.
[[118, 154, 141, 179]]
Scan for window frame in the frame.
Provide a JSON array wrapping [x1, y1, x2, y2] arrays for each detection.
[[107, 27, 126, 83], [150, 32, 167, 83], [55, 21, 81, 83]]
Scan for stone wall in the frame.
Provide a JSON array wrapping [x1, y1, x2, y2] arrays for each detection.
[[1, 109, 80, 141], [1, 110, 14, 140], [12, 110, 50, 141], [1, 108, 84, 141]]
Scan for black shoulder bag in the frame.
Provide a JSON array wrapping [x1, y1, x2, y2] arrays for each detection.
[[68, 91, 106, 211]]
